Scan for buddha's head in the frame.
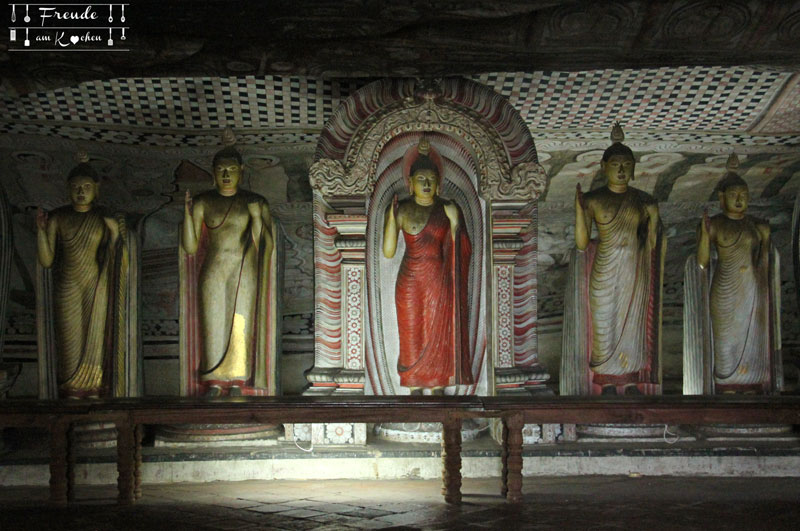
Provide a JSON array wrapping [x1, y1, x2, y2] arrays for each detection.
[[717, 154, 748, 219], [67, 152, 99, 211], [601, 123, 635, 189], [405, 137, 442, 205], [212, 146, 243, 196]]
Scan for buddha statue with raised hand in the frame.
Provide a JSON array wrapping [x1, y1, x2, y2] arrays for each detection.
[[36, 152, 138, 399], [684, 154, 782, 394], [180, 128, 278, 397], [561, 123, 665, 396], [382, 137, 474, 395]]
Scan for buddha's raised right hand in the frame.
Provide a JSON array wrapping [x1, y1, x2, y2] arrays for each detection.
[[701, 207, 711, 235], [36, 207, 48, 231], [184, 190, 193, 215], [575, 183, 585, 210]]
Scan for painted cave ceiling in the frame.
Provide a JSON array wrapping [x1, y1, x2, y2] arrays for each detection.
[[0, 1, 796, 242], [1, 0, 799, 94]]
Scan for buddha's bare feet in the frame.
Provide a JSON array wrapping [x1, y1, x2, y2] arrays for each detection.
[[624, 384, 642, 395], [229, 385, 243, 397], [431, 387, 445, 396]]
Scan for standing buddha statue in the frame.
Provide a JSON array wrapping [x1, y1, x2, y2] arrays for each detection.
[[180, 129, 278, 397], [382, 137, 474, 395], [36, 152, 139, 399], [684, 154, 782, 394], [561, 124, 666, 396]]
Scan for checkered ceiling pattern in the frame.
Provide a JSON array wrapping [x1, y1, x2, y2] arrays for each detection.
[[476, 67, 790, 132], [0, 67, 794, 135]]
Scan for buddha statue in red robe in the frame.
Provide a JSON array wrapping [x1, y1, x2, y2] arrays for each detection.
[[382, 138, 474, 394]]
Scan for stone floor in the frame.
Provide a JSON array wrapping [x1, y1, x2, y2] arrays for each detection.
[[1, 476, 800, 530]]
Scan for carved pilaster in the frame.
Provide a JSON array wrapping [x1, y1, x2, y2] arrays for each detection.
[[331, 215, 367, 387], [307, 207, 368, 395], [493, 262, 515, 369], [490, 212, 549, 395]]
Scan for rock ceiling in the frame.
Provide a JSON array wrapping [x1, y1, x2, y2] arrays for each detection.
[[1, 0, 799, 94]]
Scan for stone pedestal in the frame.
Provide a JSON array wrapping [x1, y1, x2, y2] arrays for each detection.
[[576, 424, 680, 443], [154, 424, 282, 447], [694, 424, 797, 442], [74, 422, 119, 448], [374, 420, 489, 444]]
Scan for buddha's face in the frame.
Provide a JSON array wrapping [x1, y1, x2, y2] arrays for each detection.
[[214, 157, 242, 195], [68, 176, 98, 209], [410, 169, 439, 203], [720, 184, 749, 216], [602, 154, 635, 187]]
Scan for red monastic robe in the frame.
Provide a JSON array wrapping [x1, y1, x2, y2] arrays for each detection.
[[395, 203, 473, 388]]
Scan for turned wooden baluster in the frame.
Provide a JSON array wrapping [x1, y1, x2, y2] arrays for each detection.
[[502, 413, 523, 503], [500, 419, 509, 497], [48, 418, 71, 505], [66, 423, 76, 502], [134, 424, 143, 499], [116, 419, 135, 505], [441, 413, 462, 504]]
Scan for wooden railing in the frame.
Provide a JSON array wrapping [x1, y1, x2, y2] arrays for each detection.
[[1, 395, 799, 505]]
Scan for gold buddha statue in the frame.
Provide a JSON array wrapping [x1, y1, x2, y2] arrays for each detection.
[[180, 129, 277, 397], [684, 154, 782, 394], [561, 124, 665, 396], [36, 152, 137, 398], [382, 137, 474, 395]]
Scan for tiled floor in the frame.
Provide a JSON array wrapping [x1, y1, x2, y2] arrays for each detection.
[[1, 476, 800, 530]]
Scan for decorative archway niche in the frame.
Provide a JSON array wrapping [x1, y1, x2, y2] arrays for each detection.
[[308, 78, 549, 401]]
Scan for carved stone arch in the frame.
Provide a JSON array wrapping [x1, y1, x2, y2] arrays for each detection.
[[312, 78, 546, 202], [345, 97, 510, 202], [308, 78, 549, 408]]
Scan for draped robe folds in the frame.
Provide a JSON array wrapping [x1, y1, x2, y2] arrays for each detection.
[[585, 189, 663, 393], [710, 219, 771, 388], [395, 203, 473, 388], [684, 216, 781, 395], [179, 190, 278, 396], [38, 207, 133, 398]]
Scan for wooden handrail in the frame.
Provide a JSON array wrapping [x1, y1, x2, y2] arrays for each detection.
[[1, 395, 799, 505]]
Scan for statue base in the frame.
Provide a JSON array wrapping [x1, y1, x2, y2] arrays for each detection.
[[373, 419, 489, 443], [694, 425, 797, 442], [154, 424, 282, 447], [73, 421, 118, 448], [576, 423, 687, 443]]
